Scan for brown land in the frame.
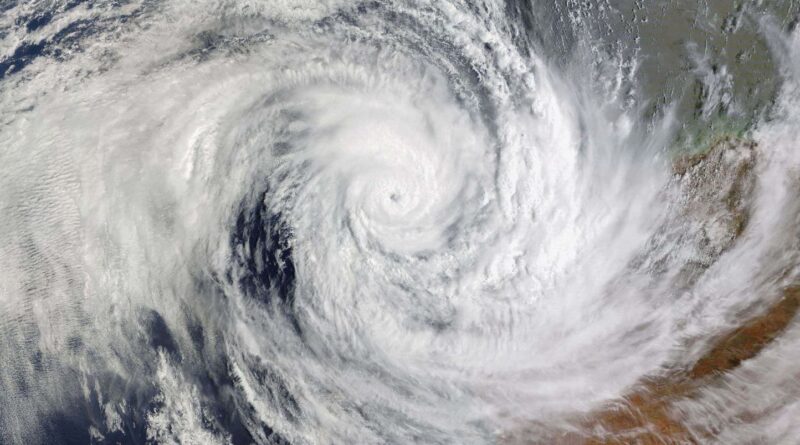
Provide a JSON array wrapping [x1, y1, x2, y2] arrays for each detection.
[[558, 286, 800, 445], [501, 286, 800, 445], [506, 138, 799, 444]]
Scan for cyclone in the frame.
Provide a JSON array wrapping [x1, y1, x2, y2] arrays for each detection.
[[2, 1, 800, 444]]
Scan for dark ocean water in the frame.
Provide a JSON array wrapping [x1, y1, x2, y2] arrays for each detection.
[[2, 1, 800, 444]]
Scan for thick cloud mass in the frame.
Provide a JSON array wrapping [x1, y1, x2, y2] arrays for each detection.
[[2, 1, 800, 444]]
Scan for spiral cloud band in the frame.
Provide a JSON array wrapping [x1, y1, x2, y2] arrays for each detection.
[[2, 0, 800, 444]]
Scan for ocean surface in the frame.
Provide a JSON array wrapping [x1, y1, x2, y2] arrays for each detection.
[[2, 1, 800, 444]]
